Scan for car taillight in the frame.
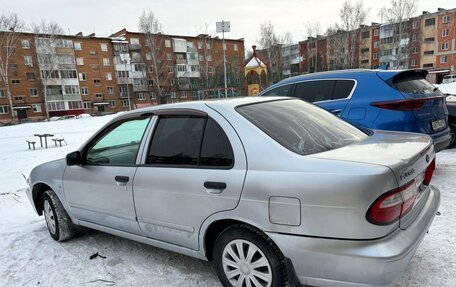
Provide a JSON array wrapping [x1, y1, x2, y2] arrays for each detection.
[[367, 180, 419, 225], [370, 97, 439, 111], [424, 157, 436, 186]]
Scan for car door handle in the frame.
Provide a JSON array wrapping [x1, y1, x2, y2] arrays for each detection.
[[329, 109, 341, 116], [115, 175, 130, 186], [204, 181, 227, 194]]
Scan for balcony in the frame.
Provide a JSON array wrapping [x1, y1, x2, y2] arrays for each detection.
[[133, 85, 149, 92], [129, 44, 141, 51], [46, 95, 64, 101], [119, 92, 130, 99], [117, 78, 133, 85], [178, 84, 191, 90], [176, 59, 187, 65], [187, 47, 198, 53], [63, 94, 82, 101]]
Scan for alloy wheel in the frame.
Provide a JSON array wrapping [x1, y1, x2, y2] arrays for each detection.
[[44, 200, 56, 235]]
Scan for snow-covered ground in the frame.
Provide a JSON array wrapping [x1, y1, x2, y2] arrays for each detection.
[[0, 116, 455, 287]]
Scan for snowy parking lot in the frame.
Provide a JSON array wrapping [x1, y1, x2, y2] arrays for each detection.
[[0, 115, 455, 287]]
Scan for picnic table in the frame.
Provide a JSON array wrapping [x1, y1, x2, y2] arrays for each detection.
[[34, 133, 54, 149]]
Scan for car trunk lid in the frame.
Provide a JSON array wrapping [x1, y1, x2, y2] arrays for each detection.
[[312, 130, 435, 229]]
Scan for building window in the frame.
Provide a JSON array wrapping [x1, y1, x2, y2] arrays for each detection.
[[373, 29, 379, 36], [26, 72, 35, 80], [83, 102, 91, 109], [412, 20, 420, 29], [411, 59, 417, 67], [234, 44, 238, 51], [32, 104, 41, 113], [103, 58, 110, 66], [30, 88, 38, 97], [0, 90, 4, 98], [361, 31, 370, 39], [165, 40, 171, 47], [100, 43, 108, 51], [137, 93, 145, 100], [96, 93, 103, 99], [424, 18, 435, 26], [170, 78, 175, 86], [105, 72, 112, 81], [68, 101, 83, 110], [361, 48, 369, 53], [207, 55, 212, 61], [170, 92, 176, 99], [116, 71, 129, 78], [441, 55, 448, 64], [441, 43, 449, 50], [412, 34, 417, 42], [168, 66, 174, 73], [373, 53, 378, 60], [81, 87, 89, 95], [107, 86, 114, 95], [442, 29, 449, 37], [176, 65, 186, 72], [424, 37, 434, 43], [412, 47, 418, 54], [442, 15, 450, 24], [61, 70, 77, 79], [373, 41, 379, 48], [134, 78, 145, 86], [150, 92, 156, 99], [21, 40, 30, 49], [423, 50, 434, 55], [94, 79, 101, 85], [24, 56, 33, 67], [79, 72, 86, 81], [14, 96, 24, 101], [12, 79, 20, 85], [64, 85, 79, 95], [130, 38, 140, 45], [109, 100, 116, 108], [76, 57, 84, 65], [121, 100, 129, 107], [180, 91, 187, 98], [89, 50, 96, 55], [423, 63, 434, 68], [91, 64, 99, 70], [0, 106, 9, 114], [74, 42, 82, 50]]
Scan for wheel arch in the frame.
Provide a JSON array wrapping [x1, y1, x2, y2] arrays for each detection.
[[32, 182, 53, 216]]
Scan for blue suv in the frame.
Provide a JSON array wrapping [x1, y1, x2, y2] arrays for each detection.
[[259, 69, 451, 152]]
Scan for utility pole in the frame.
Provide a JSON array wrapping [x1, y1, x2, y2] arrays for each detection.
[[217, 20, 230, 98]]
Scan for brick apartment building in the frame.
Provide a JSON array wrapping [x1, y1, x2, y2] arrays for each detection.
[[257, 7, 455, 85], [0, 29, 244, 124]]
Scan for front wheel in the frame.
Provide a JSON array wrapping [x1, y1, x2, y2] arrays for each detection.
[[43, 190, 75, 241], [213, 225, 287, 287]]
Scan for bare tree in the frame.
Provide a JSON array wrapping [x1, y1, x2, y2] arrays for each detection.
[[33, 20, 65, 120], [379, 0, 418, 68], [326, 25, 348, 70], [339, 0, 369, 68], [0, 13, 25, 122], [258, 21, 292, 83], [196, 24, 214, 90], [138, 11, 172, 104], [304, 21, 321, 73]]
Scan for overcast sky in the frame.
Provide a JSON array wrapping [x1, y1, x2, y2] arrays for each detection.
[[2, 0, 455, 51]]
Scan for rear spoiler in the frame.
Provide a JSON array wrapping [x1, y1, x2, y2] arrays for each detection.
[[377, 69, 429, 85]]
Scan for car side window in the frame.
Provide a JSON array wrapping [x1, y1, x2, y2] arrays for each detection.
[[294, 80, 335, 102], [85, 117, 150, 165], [261, 84, 292, 97], [332, 80, 355, 100], [200, 119, 234, 167], [146, 116, 234, 168]]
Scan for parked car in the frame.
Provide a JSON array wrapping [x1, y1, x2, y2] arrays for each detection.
[[447, 101, 456, 148], [27, 97, 440, 287], [442, 74, 456, 84], [259, 69, 451, 152]]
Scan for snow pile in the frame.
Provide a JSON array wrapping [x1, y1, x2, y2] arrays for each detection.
[[1, 116, 455, 286]]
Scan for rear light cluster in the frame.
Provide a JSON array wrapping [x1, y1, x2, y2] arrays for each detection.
[[367, 157, 436, 225], [371, 97, 443, 111]]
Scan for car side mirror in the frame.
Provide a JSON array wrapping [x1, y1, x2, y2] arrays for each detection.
[[66, 151, 82, 166]]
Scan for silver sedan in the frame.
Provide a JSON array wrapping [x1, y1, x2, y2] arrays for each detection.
[[26, 97, 440, 287]]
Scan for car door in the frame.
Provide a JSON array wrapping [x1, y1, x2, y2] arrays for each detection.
[[293, 79, 355, 117], [133, 109, 247, 250], [63, 115, 151, 234]]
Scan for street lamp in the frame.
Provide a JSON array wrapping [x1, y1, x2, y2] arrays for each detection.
[[216, 20, 230, 98]]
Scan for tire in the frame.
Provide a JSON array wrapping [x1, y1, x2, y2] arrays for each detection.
[[213, 224, 287, 287], [43, 190, 75, 241], [448, 121, 456, 149]]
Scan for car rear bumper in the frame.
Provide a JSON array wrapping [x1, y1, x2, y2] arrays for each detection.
[[267, 185, 440, 287], [432, 129, 451, 152]]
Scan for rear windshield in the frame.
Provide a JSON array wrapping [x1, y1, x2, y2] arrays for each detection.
[[236, 99, 367, 155], [392, 74, 443, 96]]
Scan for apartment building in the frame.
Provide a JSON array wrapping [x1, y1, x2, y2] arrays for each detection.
[[282, 43, 301, 78], [0, 29, 244, 124]]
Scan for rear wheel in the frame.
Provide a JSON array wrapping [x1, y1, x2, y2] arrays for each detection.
[[43, 190, 75, 241], [448, 121, 456, 149], [213, 224, 287, 287]]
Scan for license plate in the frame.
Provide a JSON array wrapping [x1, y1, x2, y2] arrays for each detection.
[[431, 119, 446, 131]]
